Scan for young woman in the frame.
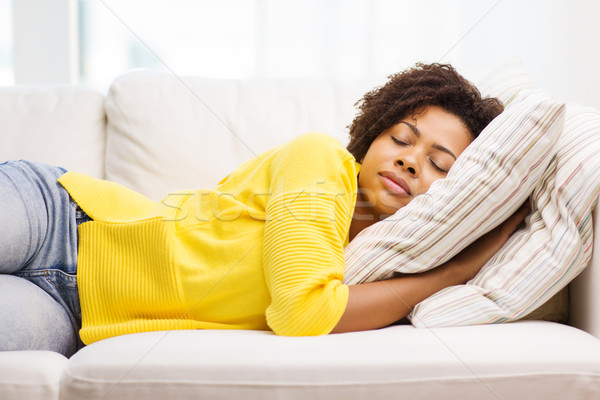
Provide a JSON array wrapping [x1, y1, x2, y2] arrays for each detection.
[[0, 63, 525, 358]]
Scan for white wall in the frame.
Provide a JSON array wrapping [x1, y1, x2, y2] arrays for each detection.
[[12, 0, 78, 85], [454, 0, 600, 109], [9, 0, 600, 108]]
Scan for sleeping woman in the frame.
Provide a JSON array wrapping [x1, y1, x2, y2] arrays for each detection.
[[0, 63, 528, 357]]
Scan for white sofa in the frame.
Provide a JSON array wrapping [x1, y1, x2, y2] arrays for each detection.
[[1, 71, 600, 400]]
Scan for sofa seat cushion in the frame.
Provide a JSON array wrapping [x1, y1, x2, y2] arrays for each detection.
[[0, 351, 67, 400], [61, 321, 600, 400]]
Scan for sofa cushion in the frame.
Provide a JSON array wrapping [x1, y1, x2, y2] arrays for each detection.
[[104, 71, 377, 201], [0, 351, 67, 400], [0, 85, 106, 178], [60, 322, 600, 400]]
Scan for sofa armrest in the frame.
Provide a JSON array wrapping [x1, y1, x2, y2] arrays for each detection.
[[569, 197, 600, 338]]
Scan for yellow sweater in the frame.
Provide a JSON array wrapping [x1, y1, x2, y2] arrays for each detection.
[[58, 133, 359, 345]]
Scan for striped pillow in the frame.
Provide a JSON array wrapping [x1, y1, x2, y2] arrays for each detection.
[[407, 64, 600, 327], [344, 93, 565, 284]]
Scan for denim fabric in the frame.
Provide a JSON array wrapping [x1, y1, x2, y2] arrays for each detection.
[[0, 160, 89, 357]]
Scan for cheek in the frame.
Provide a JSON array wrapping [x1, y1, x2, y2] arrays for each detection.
[[357, 170, 371, 193], [419, 176, 439, 195], [358, 153, 378, 182]]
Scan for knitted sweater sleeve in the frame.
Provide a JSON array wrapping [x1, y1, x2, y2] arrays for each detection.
[[262, 133, 357, 336]]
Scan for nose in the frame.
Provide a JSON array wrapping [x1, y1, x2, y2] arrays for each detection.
[[396, 155, 418, 176]]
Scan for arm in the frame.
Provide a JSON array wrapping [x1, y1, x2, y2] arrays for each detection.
[[332, 202, 530, 333], [262, 133, 357, 336]]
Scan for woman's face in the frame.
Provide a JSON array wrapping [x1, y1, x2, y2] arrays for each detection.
[[357, 105, 473, 220]]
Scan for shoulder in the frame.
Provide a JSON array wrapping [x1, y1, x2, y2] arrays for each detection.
[[286, 132, 346, 151], [276, 132, 354, 165], [267, 132, 358, 192]]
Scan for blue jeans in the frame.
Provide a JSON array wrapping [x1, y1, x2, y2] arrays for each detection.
[[0, 160, 89, 357]]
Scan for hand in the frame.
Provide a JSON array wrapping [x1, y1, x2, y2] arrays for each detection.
[[450, 201, 531, 282]]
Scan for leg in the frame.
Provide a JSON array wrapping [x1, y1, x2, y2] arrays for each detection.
[[0, 160, 82, 354], [0, 275, 78, 357], [0, 161, 48, 274], [0, 160, 78, 274]]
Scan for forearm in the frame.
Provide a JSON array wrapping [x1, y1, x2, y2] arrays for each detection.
[[331, 202, 530, 334], [331, 261, 466, 333]]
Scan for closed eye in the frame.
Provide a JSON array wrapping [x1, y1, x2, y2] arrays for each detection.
[[429, 159, 448, 173], [393, 135, 449, 173], [391, 136, 409, 146]]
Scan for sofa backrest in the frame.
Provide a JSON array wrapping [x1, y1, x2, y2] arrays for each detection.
[[0, 85, 105, 178], [104, 71, 379, 201]]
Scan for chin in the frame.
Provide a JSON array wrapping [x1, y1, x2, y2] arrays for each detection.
[[376, 205, 404, 220], [379, 199, 409, 214]]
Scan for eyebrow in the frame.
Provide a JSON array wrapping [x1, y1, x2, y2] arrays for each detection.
[[399, 121, 457, 160]]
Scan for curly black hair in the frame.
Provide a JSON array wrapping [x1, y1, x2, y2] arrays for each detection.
[[347, 63, 504, 162]]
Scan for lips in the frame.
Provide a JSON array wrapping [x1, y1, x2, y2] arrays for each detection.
[[379, 171, 411, 196]]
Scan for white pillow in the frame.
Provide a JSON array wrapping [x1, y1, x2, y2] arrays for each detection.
[[344, 93, 565, 283], [408, 63, 600, 327]]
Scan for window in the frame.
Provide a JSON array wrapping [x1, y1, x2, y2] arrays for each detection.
[[77, 0, 411, 90], [42, 0, 600, 109], [78, 0, 259, 91], [76, 0, 485, 91]]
